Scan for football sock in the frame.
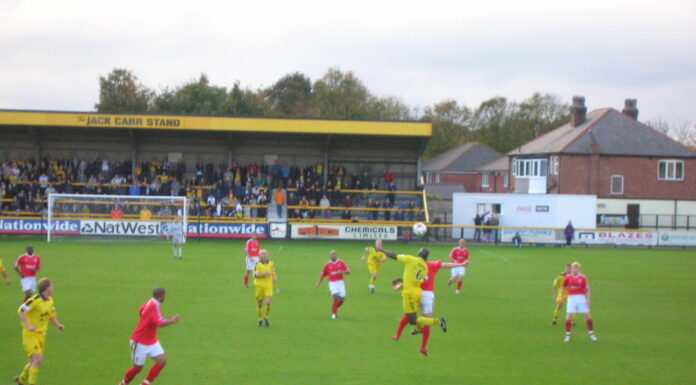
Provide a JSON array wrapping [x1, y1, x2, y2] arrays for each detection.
[[257, 306, 264, 321], [265, 304, 271, 318], [586, 319, 594, 332], [123, 366, 142, 384], [19, 363, 30, 383], [331, 300, 338, 314], [416, 316, 440, 328], [553, 307, 561, 321], [420, 326, 431, 350], [27, 367, 39, 385], [178, 248, 182, 257], [143, 363, 164, 384], [173, 249, 177, 257], [457, 281, 463, 290], [369, 276, 376, 285], [244, 276, 249, 286], [395, 315, 408, 338], [565, 320, 572, 333]]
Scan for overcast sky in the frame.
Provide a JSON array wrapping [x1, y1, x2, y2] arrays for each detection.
[[1, 0, 694, 124]]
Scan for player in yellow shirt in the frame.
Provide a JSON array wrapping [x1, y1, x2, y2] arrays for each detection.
[[376, 242, 447, 351], [552, 264, 572, 325], [253, 249, 276, 327], [1, 258, 12, 286], [15, 278, 65, 385], [362, 240, 387, 293]]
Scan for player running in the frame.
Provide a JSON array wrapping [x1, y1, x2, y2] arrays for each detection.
[[15, 278, 65, 385], [375, 242, 447, 355], [168, 217, 185, 260], [314, 250, 351, 319], [394, 258, 469, 355], [118, 287, 180, 385], [243, 232, 260, 288], [563, 262, 597, 342], [1, 257, 12, 286], [14, 246, 41, 299], [551, 264, 571, 325], [253, 249, 276, 327], [362, 240, 386, 293], [447, 239, 469, 295]]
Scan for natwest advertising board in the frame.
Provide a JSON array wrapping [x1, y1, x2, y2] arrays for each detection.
[[575, 230, 657, 246], [292, 224, 397, 240]]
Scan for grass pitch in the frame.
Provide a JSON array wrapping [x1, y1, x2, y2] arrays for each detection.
[[0, 238, 695, 385]]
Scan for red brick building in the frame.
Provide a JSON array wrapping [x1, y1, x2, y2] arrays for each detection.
[[422, 143, 504, 192], [475, 156, 511, 193]]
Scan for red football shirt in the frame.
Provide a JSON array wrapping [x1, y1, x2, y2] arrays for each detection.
[[130, 298, 166, 345], [449, 247, 469, 263], [14, 254, 41, 277], [563, 274, 589, 295], [321, 260, 350, 282], [421, 260, 443, 291], [245, 239, 260, 257]]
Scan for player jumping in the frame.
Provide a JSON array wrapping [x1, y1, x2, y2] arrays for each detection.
[[362, 240, 386, 293], [14, 245, 41, 299], [119, 287, 180, 385], [563, 262, 597, 342], [15, 278, 65, 385], [314, 250, 351, 319], [243, 232, 260, 288], [447, 239, 469, 295], [375, 242, 447, 356], [253, 249, 276, 327]]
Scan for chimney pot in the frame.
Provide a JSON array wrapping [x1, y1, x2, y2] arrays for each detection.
[[622, 98, 638, 119], [570, 96, 587, 127]]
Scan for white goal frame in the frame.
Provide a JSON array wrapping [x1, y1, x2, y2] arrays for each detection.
[[47, 193, 188, 242]]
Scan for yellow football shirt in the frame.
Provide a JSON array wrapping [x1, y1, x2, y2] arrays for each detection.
[[397, 254, 427, 290], [18, 294, 57, 333], [366, 247, 386, 265], [553, 273, 567, 296], [254, 261, 275, 287]]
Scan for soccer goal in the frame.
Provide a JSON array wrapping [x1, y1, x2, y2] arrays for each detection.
[[47, 193, 188, 242]]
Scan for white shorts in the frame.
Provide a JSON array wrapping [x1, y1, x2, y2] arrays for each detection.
[[567, 294, 589, 314], [246, 257, 259, 271], [328, 280, 346, 298], [420, 290, 435, 315], [21, 277, 37, 293], [130, 340, 164, 366], [172, 235, 184, 244], [451, 267, 466, 277]]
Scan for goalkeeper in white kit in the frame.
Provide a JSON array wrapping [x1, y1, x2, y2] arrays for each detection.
[[169, 218, 185, 259]]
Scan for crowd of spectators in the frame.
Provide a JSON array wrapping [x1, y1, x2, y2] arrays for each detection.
[[1, 156, 421, 221]]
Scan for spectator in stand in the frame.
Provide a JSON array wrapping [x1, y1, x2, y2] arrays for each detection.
[[489, 214, 500, 244], [341, 208, 351, 220], [383, 168, 394, 188], [129, 182, 140, 196], [206, 194, 216, 217], [383, 200, 392, 221], [407, 201, 416, 222], [320, 195, 331, 219], [257, 190, 268, 218], [299, 196, 310, 218], [274, 188, 285, 218], [140, 206, 152, 221], [564, 221, 575, 247], [111, 205, 124, 219], [170, 177, 181, 197], [473, 213, 483, 241]]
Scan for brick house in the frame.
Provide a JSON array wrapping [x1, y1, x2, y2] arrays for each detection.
[[508, 97, 696, 227], [422, 143, 504, 192], [475, 156, 511, 193]]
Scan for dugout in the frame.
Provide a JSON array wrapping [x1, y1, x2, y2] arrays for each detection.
[[0, 110, 431, 189]]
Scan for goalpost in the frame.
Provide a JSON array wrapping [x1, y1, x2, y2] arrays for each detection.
[[47, 193, 188, 242]]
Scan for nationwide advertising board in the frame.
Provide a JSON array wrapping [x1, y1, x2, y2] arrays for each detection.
[[657, 231, 696, 247], [575, 230, 657, 246], [291, 224, 398, 240], [0, 219, 80, 235], [500, 229, 556, 243]]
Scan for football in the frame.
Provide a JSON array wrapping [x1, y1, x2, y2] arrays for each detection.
[[412, 222, 428, 236]]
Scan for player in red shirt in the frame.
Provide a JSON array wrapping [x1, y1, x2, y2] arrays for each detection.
[[393, 258, 469, 355], [447, 239, 469, 294], [119, 287, 180, 385], [562, 262, 597, 342], [14, 245, 41, 299], [314, 250, 351, 319], [243, 232, 260, 288]]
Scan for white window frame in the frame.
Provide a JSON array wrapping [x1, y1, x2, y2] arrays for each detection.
[[551, 156, 559, 175], [503, 172, 509, 187], [435, 173, 440, 184], [658, 160, 684, 181], [482, 172, 489, 187], [513, 158, 548, 178], [610, 175, 624, 195], [425, 172, 432, 184]]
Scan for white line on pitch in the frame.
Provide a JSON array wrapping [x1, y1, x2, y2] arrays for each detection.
[[478, 249, 512, 264]]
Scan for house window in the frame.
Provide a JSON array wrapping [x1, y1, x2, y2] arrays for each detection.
[[435, 173, 440, 184], [658, 160, 684, 181], [425, 172, 431, 184], [610, 175, 623, 195], [482, 172, 489, 187], [503, 172, 509, 187], [551, 156, 559, 175], [513, 159, 548, 177]]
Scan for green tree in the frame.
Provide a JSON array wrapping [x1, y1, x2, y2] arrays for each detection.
[[422, 100, 472, 159], [94, 68, 152, 113], [312, 68, 373, 119], [227, 82, 269, 116], [266, 72, 313, 117], [366, 96, 414, 121], [152, 74, 228, 115]]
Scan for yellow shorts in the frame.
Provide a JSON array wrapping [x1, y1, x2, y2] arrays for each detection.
[[255, 285, 273, 301], [401, 288, 422, 314], [556, 294, 568, 304], [22, 330, 45, 357], [368, 262, 381, 275]]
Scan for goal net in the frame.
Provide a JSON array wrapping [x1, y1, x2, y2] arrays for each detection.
[[47, 193, 188, 242]]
